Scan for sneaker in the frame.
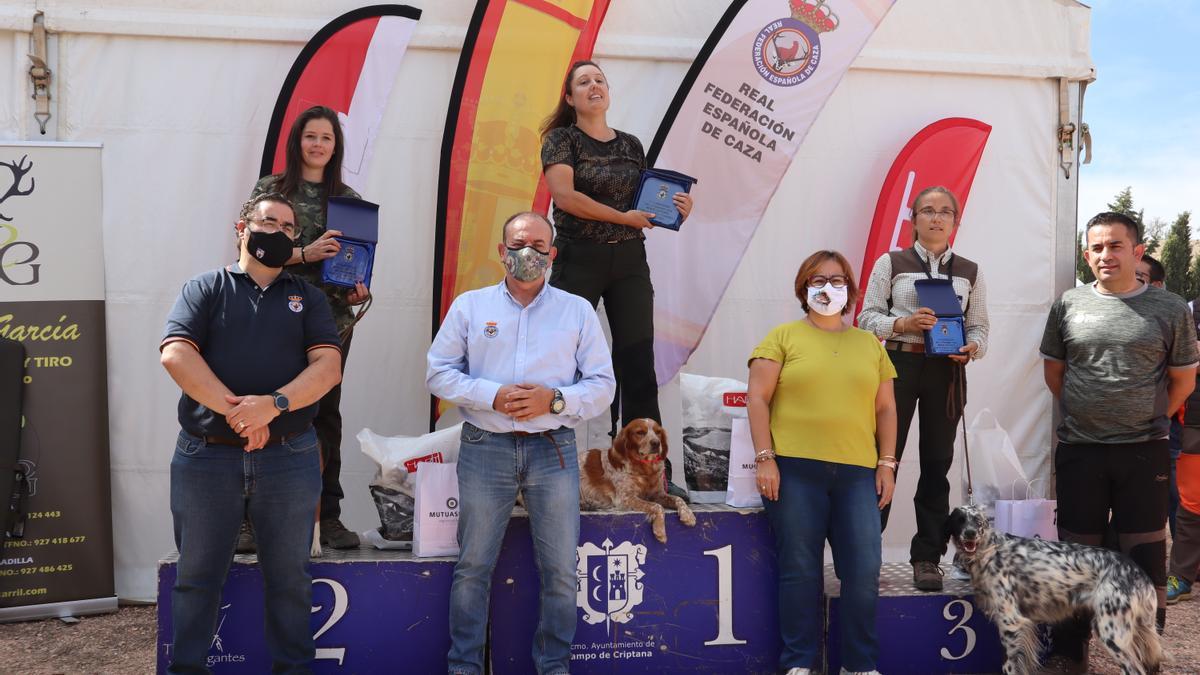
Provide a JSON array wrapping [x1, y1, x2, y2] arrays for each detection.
[[1167, 575, 1192, 604], [840, 670, 881, 675], [235, 520, 255, 554], [913, 561, 944, 591], [783, 669, 812, 675], [319, 518, 360, 549]]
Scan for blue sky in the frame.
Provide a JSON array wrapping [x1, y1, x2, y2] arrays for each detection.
[[1078, 1, 1200, 236]]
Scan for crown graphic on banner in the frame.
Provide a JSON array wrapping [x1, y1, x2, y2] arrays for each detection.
[[790, 0, 839, 33]]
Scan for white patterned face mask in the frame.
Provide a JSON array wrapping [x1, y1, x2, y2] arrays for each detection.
[[503, 245, 550, 282], [807, 283, 848, 316]]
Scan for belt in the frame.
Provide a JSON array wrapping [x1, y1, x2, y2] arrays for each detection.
[[203, 428, 307, 447], [511, 428, 569, 469], [885, 341, 925, 354], [510, 427, 567, 437]]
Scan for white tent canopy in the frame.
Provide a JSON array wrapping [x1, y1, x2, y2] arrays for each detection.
[[0, 0, 1092, 601]]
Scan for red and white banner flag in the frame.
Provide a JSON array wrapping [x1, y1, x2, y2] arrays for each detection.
[[260, 6, 421, 193], [645, 0, 894, 385], [853, 117, 991, 318]]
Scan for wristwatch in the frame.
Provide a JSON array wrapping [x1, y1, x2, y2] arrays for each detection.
[[549, 388, 565, 415], [270, 391, 290, 413]]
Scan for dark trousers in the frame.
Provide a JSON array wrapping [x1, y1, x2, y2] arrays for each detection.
[[1171, 505, 1200, 584], [1050, 440, 1170, 661], [315, 330, 353, 520], [1169, 417, 1182, 537], [550, 237, 661, 429], [879, 350, 962, 563]]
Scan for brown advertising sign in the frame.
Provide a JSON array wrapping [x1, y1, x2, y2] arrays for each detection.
[[0, 143, 116, 621]]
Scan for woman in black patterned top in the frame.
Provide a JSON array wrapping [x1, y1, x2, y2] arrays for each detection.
[[540, 60, 692, 479]]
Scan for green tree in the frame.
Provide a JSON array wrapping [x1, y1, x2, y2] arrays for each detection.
[[1106, 186, 1146, 240], [1159, 211, 1192, 298], [1143, 217, 1167, 255], [1075, 229, 1094, 284], [1188, 246, 1200, 302]]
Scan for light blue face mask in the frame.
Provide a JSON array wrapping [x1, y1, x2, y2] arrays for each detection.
[[504, 245, 550, 282]]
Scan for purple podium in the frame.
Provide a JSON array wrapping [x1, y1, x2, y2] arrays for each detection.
[[825, 563, 1004, 674], [156, 549, 455, 673], [489, 504, 780, 674], [156, 507, 1006, 673]]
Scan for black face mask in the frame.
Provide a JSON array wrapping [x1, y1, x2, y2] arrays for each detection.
[[245, 229, 293, 268]]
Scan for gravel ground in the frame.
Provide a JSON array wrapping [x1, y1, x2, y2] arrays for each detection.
[[0, 598, 1196, 674]]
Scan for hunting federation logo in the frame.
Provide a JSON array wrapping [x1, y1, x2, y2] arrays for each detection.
[[752, 0, 840, 87], [287, 295, 304, 313], [577, 538, 647, 634]]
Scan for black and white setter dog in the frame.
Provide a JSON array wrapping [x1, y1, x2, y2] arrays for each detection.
[[943, 504, 1162, 675]]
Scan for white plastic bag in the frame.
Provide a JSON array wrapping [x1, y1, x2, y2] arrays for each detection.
[[964, 409, 1027, 520], [681, 373, 749, 503], [724, 418, 762, 508], [413, 462, 460, 558], [358, 424, 462, 496]]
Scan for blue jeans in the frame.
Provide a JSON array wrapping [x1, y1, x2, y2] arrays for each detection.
[[168, 429, 321, 674], [762, 456, 882, 672], [447, 423, 579, 675]]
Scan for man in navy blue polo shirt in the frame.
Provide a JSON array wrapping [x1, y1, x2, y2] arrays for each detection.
[[160, 192, 343, 674]]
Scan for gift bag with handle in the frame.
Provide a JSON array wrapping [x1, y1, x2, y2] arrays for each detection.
[[413, 461, 461, 557], [994, 478, 1057, 540], [725, 418, 763, 508]]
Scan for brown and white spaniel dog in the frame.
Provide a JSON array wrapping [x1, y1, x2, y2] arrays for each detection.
[[579, 418, 696, 543]]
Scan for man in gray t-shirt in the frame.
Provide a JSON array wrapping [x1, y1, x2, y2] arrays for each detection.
[[1040, 282, 1198, 443], [1039, 212, 1198, 670]]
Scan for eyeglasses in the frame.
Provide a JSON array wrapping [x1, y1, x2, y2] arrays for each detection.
[[916, 207, 957, 221], [250, 216, 297, 238], [808, 275, 848, 288]]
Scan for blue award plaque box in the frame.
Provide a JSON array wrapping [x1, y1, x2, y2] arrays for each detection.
[[322, 196, 379, 289], [914, 278, 966, 357], [632, 168, 697, 231]]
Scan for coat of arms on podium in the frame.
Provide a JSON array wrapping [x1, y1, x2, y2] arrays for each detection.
[[576, 538, 647, 633]]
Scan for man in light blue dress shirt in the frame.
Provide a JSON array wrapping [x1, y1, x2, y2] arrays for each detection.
[[427, 211, 616, 675]]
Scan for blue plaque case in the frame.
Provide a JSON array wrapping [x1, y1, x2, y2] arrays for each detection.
[[913, 278, 966, 357], [631, 168, 698, 231], [322, 196, 380, 289]]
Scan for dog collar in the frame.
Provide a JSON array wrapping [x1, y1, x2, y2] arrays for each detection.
[[630, 454, 664, 465]]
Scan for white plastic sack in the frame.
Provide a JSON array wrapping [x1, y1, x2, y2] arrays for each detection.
[[358, 424, 463, 495], [358, 424, 462, 547], [413, 462, 461, 558], [963, 409, 1027, 519], [725, 418, 762, 508], [681, 373, 749, 503]]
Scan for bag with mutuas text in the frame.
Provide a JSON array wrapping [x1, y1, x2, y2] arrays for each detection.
[[413, 461, 461, 558], [725, 418, 762, 508]]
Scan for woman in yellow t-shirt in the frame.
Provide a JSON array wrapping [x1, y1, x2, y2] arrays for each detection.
[[747, 250, 898, 675]]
